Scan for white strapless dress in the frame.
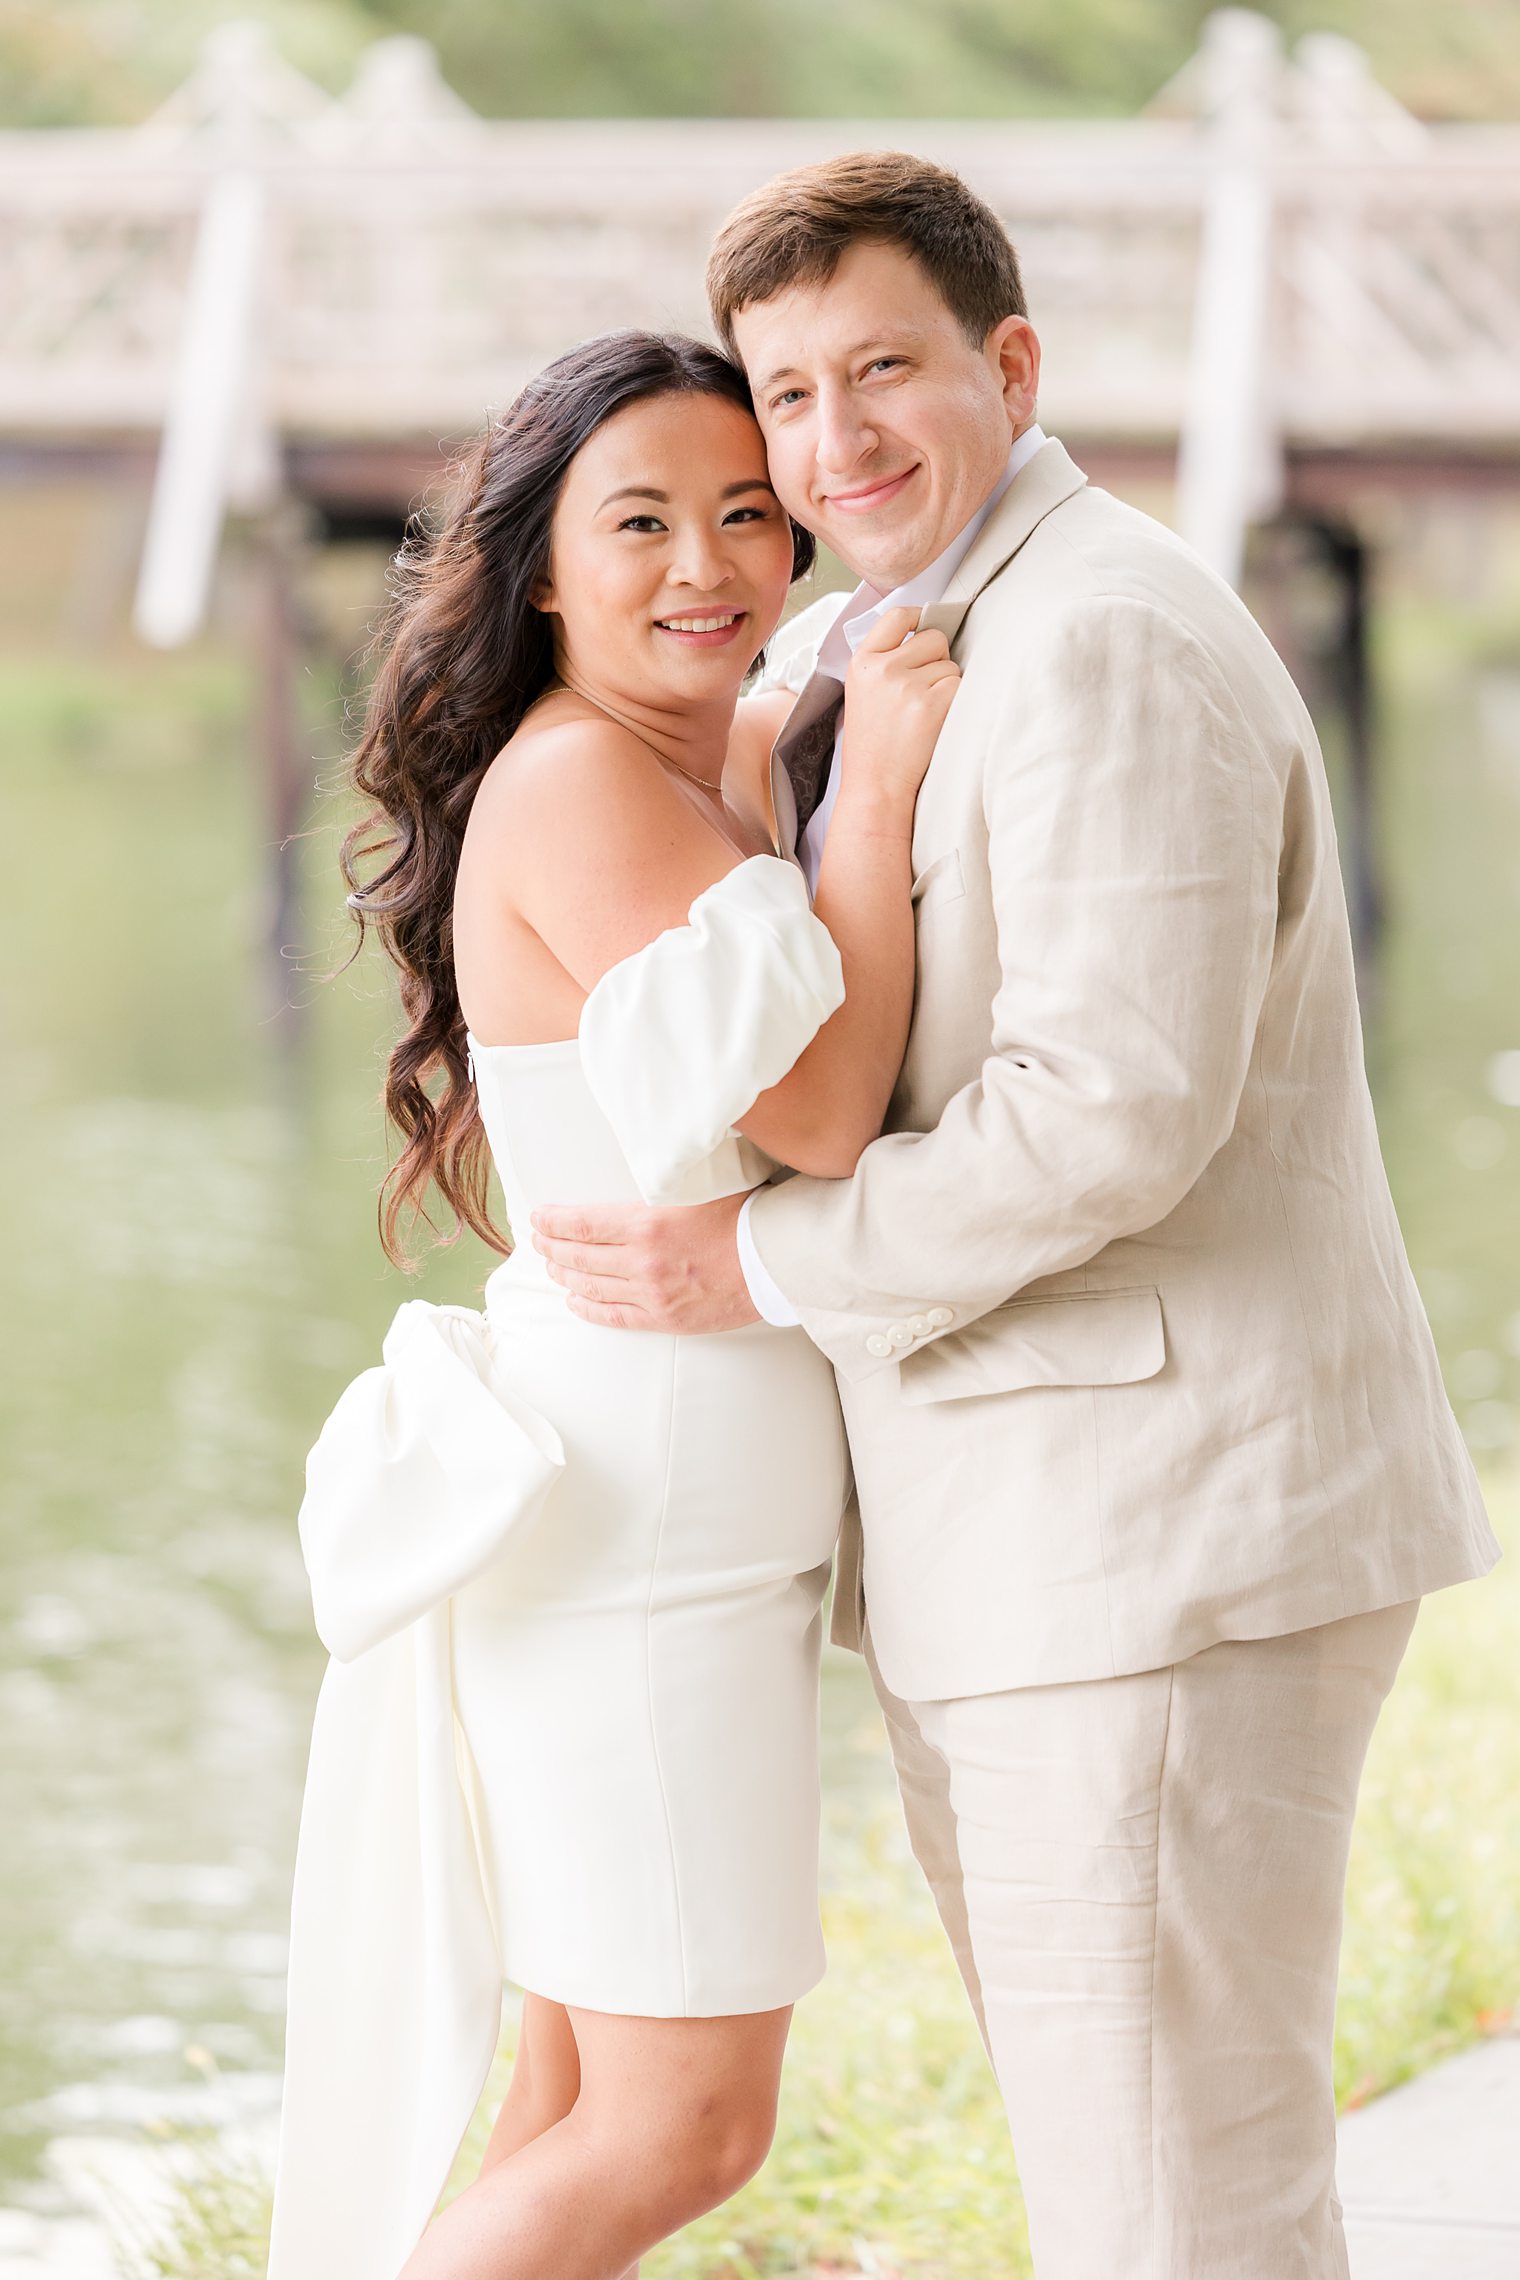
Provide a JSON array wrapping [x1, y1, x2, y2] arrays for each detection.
[[267, 855, 852, 2280]]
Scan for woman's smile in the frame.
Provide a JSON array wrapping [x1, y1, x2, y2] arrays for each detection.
[[654, 606, 749, 646]]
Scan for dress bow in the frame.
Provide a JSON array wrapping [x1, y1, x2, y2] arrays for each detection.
[[267, 1294, 565, 2280]]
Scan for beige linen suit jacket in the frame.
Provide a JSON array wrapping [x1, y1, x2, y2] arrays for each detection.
[[751, 439, 1498, 1703]]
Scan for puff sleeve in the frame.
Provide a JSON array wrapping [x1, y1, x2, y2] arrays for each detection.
[[577, 853, 845, 1204]]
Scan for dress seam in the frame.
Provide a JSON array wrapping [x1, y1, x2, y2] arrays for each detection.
[[642, 1333, 691, 2010]]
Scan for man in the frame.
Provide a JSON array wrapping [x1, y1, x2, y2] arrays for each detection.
[[532, 153, 1498, 2276]]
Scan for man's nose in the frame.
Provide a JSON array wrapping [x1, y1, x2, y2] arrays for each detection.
[[815, 385, 876, 477]]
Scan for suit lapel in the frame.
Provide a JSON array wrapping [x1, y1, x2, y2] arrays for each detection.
[[917, 438, 1089, 649]]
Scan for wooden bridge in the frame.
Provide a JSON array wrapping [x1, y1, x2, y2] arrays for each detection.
[[3, 5, 1516, 980]]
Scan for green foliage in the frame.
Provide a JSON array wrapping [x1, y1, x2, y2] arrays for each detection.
[[348, 0, 1199, 122], [1264, 0, 1520, 119], [3, 0, 1518, 127], [0, 0, 375, 126]]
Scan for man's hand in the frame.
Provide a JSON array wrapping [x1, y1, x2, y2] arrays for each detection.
[[529, 1191, 760, 1333]]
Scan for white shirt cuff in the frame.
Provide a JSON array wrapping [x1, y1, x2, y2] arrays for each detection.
[[736, 1190, 801, 1327]]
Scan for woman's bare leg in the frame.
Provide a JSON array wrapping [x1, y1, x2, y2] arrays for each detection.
[[399, 2003, 792, 2280], [480, 1994, 582, 2172], [477, 1998, 640, 2280]]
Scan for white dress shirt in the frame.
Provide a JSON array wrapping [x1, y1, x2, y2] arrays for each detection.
[[737, 426, 1049, 1326]]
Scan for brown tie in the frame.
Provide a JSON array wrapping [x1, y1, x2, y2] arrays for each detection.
[[782, 687, 844, 838]]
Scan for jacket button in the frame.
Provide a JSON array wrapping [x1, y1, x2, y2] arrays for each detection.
[[927, 1306, 954, 1328], [865, 1333, 893, 1358], [909, 1314, 932, 1336], [888, 1322, 913, 1347]]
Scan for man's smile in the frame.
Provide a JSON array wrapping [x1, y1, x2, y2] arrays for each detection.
[[822, 464, 921, 515]]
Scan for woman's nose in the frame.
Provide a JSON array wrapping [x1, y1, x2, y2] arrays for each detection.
[[668, 530, 734, 590]]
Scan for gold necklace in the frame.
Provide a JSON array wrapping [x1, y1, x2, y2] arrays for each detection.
[[660, 749, 726, 795]]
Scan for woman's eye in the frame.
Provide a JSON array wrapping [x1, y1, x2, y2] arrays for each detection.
[[617, 515, 666, 533], [723, 506, 770, 525]]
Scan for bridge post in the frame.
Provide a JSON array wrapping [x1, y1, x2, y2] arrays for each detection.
[[131, 166, 270, 648], [1174, 9, 1285, 588], [131, 23, 301, 648], [1316, 519, 1382, 992], [128, 24, 337, 1026], [1249, 514, 1383, 997], [245, 501, 316, 1045]]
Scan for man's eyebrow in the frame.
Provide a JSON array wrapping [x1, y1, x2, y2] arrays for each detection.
[[757, 337, 926, 391]]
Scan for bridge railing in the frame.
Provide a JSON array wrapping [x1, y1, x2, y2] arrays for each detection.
[[0, 8, 1516, 632]]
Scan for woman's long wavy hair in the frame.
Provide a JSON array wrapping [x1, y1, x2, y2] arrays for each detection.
[[341, 329, 815, 1270]]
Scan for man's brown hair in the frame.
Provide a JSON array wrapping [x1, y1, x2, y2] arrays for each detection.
[[706, 150, 1026, 361]]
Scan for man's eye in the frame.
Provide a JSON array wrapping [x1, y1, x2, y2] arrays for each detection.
[[866, 358, 905, 376], [770, 389, 807, 411]]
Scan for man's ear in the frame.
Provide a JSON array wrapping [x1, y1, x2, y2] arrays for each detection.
[[988, 314, 1041, 431]]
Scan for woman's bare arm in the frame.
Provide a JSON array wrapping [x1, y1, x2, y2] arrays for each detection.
[[737, 611, 958, 1176]]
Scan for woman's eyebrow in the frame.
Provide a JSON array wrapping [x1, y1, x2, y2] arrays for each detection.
[[598, 479, 776, 510]]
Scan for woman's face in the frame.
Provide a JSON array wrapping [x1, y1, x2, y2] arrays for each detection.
[[537, 390, 795, 713]]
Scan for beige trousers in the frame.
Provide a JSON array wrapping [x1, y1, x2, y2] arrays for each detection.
[[866, 1598, 1420, 2279]]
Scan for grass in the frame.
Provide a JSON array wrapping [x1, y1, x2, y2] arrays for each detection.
[[108, 2135, 274, 2280], [118, 1471, 1517, 2280], [1336, 1470, 1520, 2105]]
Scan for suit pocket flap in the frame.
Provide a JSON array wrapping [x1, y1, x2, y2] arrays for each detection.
[[910, 847, 965, 907], [898, 1287, 1166, 1406]]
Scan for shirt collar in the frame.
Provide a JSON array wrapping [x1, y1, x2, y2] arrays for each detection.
[[817, 423, 1048, 675]]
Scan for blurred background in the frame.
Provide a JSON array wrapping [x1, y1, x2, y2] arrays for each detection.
[[2, 3, 1518, 2275]]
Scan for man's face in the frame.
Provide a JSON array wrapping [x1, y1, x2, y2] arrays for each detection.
[[732, 237, 1039, 593]]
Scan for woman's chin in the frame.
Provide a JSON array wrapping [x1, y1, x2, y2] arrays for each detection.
[[643, 636, 754, 694]]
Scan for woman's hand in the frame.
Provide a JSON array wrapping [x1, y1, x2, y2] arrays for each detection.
[[734, 605, 959, 1172], [840, 605, 961, 812]]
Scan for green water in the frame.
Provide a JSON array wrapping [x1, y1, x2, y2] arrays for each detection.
[[1, 567, 1517, 2207]]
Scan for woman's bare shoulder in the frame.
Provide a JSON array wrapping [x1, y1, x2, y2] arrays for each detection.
[[466, 702, 683, 867], [480, 700, 661, 811], [462, 702, 742, 992]]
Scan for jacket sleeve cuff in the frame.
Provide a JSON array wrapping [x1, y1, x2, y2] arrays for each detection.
[[745, 1177, 964, 1382]]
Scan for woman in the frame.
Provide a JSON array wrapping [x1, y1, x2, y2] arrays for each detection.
[[269, 330, 958, 2280]]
